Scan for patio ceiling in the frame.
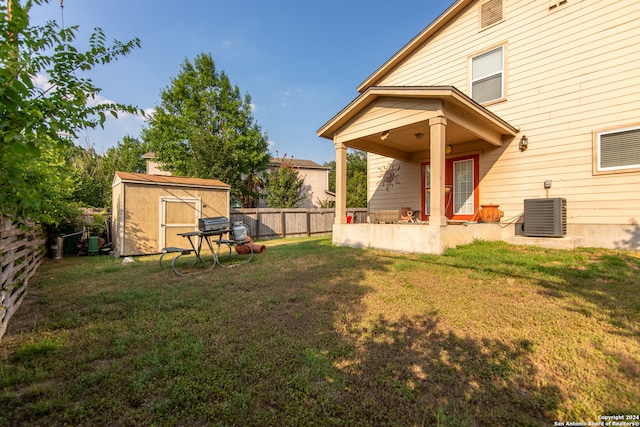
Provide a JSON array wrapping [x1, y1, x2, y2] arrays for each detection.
[[318, 86, 518, 162]]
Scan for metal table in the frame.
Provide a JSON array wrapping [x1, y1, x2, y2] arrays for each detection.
[[163, 229, 253, 276]]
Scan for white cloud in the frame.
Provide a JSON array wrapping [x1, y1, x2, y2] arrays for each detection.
[[32, 73, 55, 92]]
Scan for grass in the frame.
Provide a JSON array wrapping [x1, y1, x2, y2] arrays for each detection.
[[0, 237, 638, 426]]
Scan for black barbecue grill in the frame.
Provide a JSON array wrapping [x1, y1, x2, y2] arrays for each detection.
[[198, 216, 230, 233]]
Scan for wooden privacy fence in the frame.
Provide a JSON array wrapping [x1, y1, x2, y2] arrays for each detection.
[[0, 216, 46, 339], [230, 208, 368, 240]]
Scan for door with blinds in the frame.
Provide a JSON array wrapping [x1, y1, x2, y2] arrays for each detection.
[[422, 154, 479, 221]]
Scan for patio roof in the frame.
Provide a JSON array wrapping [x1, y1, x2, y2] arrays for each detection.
[[317, 86, 518, 162]]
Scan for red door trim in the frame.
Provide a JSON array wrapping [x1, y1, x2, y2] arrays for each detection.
[[421, 154, 479, 221]]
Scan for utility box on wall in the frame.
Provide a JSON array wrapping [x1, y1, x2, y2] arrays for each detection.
[[523, 198, 567, 237]]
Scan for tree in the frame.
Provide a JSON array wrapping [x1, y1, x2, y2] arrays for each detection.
[[264, 154, 309, 208], [0, 0, 141, 225], [325, 149, 368, 208], [68, 135, 148, 208], [142, 53, 271, 207]]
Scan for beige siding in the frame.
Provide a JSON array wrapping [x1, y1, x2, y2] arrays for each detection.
[[299, 168, 330, 208], [368, 154, 422, 216], [146, 159, 172, 176], [115, 183, 229, 256], [369, 0, 640, 226], [337, 99, 439, 144], [112, 181, 123, 255]]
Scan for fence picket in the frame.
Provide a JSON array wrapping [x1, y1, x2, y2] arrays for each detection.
[[0, 216, 46, 339], [230, 208, 368, 240]]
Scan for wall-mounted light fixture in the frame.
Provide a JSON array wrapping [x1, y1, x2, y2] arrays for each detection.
[[445, 145, 453, 154], [519, 135, 528, 151], [414, 132, 425, 140]]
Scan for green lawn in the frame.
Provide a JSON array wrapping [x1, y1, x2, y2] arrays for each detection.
[[1, 237, 638, 426]]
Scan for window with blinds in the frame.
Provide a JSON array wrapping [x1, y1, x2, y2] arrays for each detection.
[[470, 46, 504, 104], [480, 0, 503, 29], [598, 127, 640, 171]]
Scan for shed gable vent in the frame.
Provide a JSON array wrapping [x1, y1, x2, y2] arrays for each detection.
[[480, 0, 503, 29]]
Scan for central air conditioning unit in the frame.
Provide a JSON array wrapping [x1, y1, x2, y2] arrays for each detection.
[[523, 198, 567, 237]]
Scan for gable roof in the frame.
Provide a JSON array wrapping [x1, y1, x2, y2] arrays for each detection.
[[358, 0, 473, 92], [113, 171, 230, 189], [318, 86, 518, 149]]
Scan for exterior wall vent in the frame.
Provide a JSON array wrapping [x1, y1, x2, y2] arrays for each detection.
[[523, 198, 567, 237], [480, 0, 503, 29]]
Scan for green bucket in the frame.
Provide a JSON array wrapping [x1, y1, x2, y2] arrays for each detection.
[[87, 236, 99, 255]]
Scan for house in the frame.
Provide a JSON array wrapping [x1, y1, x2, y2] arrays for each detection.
[[318, 0, 640, 253], [112, 172, 230, 256], [260, 158, 333, 208], [141, 152, 171, 176], [142, 152, 333, 208]]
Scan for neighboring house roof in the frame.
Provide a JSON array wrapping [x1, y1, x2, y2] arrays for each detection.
[[113, 171, 229, 189], [270, 158, 331, 170], [357, 0, 473, 92], [141, 152, 156, 159]]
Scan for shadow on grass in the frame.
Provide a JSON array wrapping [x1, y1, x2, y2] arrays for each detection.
[[310, 314, 561, 426], [415, 241, 640, 337], [1, 237, 563, 425]]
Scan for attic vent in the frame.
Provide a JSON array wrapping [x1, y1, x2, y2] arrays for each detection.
[[480, 0, 503, 29]]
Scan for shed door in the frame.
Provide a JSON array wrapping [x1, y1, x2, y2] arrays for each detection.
[[159, 197, 202, 251]]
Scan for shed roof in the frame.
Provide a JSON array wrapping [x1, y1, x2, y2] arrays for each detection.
[[113, 171, 230, 189]]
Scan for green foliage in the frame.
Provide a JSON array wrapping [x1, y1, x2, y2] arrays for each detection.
[[142, 53, 271, 207], [325, 149, 368, 208], [265, 154, 309, 208], [0, 0, 142, 225], [65, 136, 148, 208]]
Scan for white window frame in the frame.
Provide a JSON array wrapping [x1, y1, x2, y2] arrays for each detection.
[[453, 159, 475, 215], [470, 45, 505, 104], [595, 125, 640, 174]]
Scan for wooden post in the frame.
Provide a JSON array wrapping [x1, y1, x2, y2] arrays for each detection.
[[280, 211, 286, 238], [306, 210, 311, 237], [255, 210, 260, 240]]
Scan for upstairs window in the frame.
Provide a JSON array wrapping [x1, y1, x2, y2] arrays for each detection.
[[596, 126, 640, 173], [470, 46, 504, 104]]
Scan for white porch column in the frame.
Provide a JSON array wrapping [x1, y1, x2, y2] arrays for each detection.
[[429, 116, 448, 227], [334, 140, 347, 224]]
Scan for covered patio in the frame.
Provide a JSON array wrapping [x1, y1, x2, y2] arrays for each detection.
[[318, 86, 519, 254]]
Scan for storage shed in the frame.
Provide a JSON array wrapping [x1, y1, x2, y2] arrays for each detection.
[[112, 172, 230, 256]]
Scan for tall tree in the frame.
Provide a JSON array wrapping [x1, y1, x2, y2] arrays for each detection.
[[67, 135, 148, 208], [264, 155, 309, 208], [103, 135, 148, 175], [0, 0, 141, 225], [142, 53, 271, 206], [325, 150, 368, 208]]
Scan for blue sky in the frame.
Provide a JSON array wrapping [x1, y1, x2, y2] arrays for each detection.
[[30, 0, 453, 164]]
